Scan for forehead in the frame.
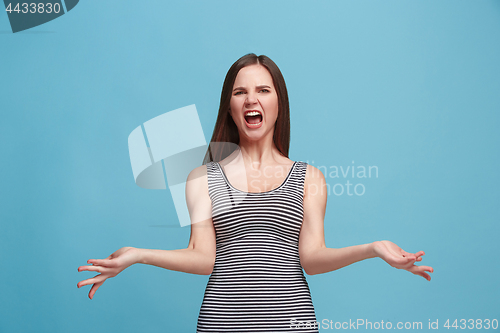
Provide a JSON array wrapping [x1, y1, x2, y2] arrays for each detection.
[[233, 65, 274, 87]]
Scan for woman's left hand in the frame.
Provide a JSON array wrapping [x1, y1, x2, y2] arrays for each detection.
[[373, 240, 434, 281], [77, 246, 140, 299]]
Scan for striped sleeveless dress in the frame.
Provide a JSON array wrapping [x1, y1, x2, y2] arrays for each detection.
[[196, 161, 319, 332]]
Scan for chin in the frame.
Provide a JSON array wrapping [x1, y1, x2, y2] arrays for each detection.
[[240, 128, 272, 142]]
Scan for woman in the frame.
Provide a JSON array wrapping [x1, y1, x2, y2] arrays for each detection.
[[77, 53, 433, 332]]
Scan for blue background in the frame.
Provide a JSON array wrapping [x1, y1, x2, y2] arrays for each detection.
[[1, 1, 499, 332]]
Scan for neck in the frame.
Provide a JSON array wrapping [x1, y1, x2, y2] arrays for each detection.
[[236, 129, 283, 167]]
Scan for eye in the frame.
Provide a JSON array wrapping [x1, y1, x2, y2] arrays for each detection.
[[259, 88, 270, 93], [234, 91, 245, 95]]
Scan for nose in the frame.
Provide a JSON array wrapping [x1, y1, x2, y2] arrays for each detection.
[[245, 92, 258, 105]]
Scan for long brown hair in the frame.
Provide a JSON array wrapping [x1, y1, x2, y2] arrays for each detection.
[[203, 53, 290, 164]]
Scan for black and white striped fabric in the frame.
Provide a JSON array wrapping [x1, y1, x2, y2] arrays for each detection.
[[196, 161, 319, 333]]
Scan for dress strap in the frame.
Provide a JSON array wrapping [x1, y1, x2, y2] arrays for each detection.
[[206, 162, 221, 199], [288, 161, 308, 197], [206, 161, 234, 201]]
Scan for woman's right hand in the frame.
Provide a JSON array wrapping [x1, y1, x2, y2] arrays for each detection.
[[372, 240, 433, 281], [77, 246, 141, 299]]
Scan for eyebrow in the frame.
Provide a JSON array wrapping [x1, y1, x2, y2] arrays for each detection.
[[233, 85, 272, 92]]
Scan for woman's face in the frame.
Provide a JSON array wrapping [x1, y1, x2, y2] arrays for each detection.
[[229, 64, 279, 143]]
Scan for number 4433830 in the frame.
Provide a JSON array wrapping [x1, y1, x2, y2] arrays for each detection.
[[5, 3, 62, 14], [444, 319, 498, 330]]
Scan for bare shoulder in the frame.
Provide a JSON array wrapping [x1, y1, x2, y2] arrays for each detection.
[[304, 164, 326, 183], [185, 164, 212, 228], [303, 164, 327, 200], [187, 164, 208, 182], [186, 164, 210, 204]]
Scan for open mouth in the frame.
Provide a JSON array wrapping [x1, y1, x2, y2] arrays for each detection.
[[244, 110, 263, 125]]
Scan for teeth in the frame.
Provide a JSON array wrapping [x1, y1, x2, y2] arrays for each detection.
[[245, 111, 261, 116]]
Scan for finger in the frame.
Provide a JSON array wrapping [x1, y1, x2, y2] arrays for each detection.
[[89, 281, 104, 299], [421, 265, 434, 273], [396, 259, 424, 273], [416, 271, 431, 281], [77, 274, 105, 288], [78, 265, 104, 273], [87, 259, 111, 266], [414, 251, 425, 257], [411, 265, 433, 273], [408, 265, 434, 278], [415, 267, 432, 281], [88, 259, 119, 268]]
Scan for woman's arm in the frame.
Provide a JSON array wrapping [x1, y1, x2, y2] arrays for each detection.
[[135, 164, 216, 274], [77, 165, 216, 299], [298, 165, 433, 280]]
